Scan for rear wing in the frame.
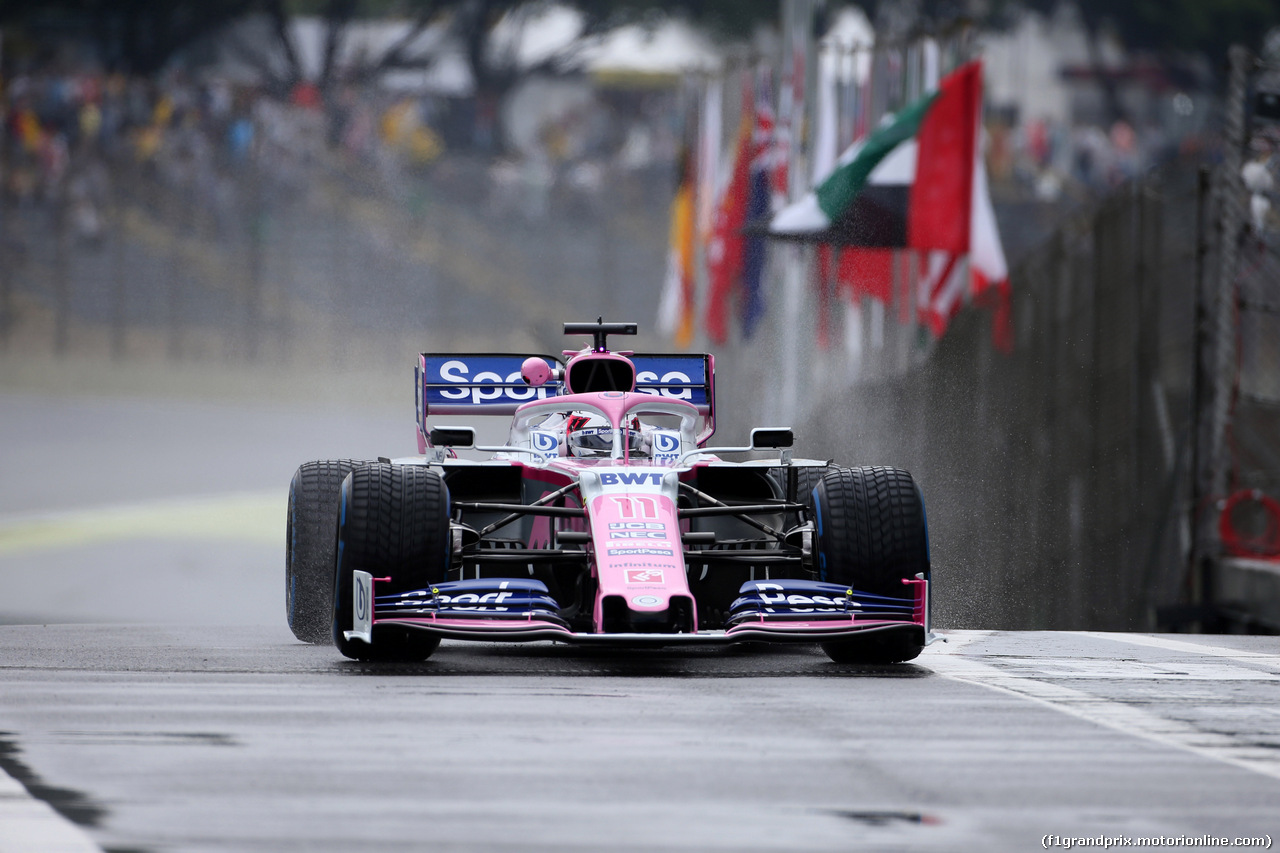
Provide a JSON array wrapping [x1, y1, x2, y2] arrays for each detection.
[[419, 354, 562, 416], [632, 354, 713, 410], [417, 352, 716, 448]]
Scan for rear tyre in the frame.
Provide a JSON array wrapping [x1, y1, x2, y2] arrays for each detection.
[[333, 463, 450, 662], [769, 464, 835, 510], [812, 466, 929, 664], [794, 465, 833, 508], [286, 459, 366, 644]]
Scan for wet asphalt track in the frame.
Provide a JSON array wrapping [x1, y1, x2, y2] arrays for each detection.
[[1, 392, 1279, 852], [2, 627, 1279, 852]]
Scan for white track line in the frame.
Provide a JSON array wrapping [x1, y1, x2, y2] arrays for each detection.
[[924, 631, 1280, 782], [1070, 631, 1280, 666], [0, 490, 283, 554]]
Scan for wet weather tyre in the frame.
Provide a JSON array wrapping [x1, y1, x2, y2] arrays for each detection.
[[794, 465, 833, 507], [769, 465, 837, 507], [333, 463, 450, 662], [812, 466, 929, 664], [286, 459, 366, 644]]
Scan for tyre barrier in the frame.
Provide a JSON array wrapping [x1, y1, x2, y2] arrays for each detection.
[[1219, 489, 1280, 559]]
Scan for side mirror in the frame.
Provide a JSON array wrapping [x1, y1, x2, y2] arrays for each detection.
[[676, 427, 795, 466], [429, 426, 476, 448], [750, 428, 794, 450]]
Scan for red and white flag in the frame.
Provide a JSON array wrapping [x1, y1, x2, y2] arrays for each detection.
[[778, 60, 1010, 350]]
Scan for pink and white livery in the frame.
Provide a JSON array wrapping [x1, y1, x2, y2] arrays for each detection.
[[285, 321, 934, 664]]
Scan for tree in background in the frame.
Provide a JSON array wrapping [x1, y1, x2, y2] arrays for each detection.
[[856, 0, 1277, 61], [3, 1, 1274, 85], [0, 0, 257, 75], [0, 1, 775, 96]]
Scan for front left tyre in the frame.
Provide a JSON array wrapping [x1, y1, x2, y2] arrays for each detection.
[[286, 459, 366, 644], [333, 463, 451, 661]]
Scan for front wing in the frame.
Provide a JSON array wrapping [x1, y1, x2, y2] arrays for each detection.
[[348, 575, 932, 648]]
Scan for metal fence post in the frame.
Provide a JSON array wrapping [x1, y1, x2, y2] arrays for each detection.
[[1186, 166, 1213, 618], [1199, 45, 1251, 626]]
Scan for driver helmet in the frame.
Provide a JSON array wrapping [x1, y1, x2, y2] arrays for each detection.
[[565, 413, 647, 458]]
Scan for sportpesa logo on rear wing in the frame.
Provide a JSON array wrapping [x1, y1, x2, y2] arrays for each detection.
[[422, 354, 560, 410], [418, 353, 712, 415]]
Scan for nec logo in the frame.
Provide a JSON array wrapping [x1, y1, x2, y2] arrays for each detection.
[[599, 472, 663, 486], [609, 531, 667, 540]]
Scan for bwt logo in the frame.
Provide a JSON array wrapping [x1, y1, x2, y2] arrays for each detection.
[[435, 360, 553, 404], [599, 472, 663, 486]]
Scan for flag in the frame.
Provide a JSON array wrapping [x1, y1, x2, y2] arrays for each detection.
[[741, 78, 778, 339], [916, 251, 967, 336], [837, 247, 895, 305], [777, 59, 1012, 350], [918, 132, 1012, 351], [696, 78, 723, 238], [740, 153, 771, 337], [815, 245, 835, 349], [768, 61, 982, 253], [969, 146, 1013, 352], [811, 55, 839, 349], [812, 47, 839, 187], [704, 95, 755, 345], [657, 147, 696, 347]]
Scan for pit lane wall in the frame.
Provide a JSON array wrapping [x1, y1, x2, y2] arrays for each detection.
[[1217, 559, 1280, 633]]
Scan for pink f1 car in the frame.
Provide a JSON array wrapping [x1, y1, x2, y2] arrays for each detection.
[[286, 321, 933, 664]]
